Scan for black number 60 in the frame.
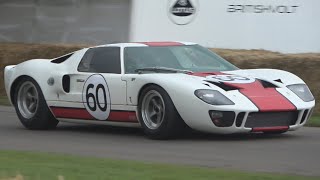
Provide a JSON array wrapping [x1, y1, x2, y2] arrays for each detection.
[[86, 83, 107, 112]]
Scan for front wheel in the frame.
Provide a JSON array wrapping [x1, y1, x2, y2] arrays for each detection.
[[14, 77, 58, 130], [138, 85, 186, 139]]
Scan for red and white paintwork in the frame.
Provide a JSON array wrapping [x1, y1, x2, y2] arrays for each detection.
[[4, 42, 315, 134]]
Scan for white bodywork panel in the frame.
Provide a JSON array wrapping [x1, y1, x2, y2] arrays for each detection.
[[4, 42, 315, 134]]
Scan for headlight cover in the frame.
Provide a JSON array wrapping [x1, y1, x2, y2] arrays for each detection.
[[287, 84, 314, 102], [195, 89, 235, 105]]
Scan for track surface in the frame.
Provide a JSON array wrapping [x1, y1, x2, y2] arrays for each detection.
[[0, 106, 319, 176]]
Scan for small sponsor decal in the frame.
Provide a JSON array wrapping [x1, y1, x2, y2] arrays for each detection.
[[227, 4, 299, 14], [206, 75, 255, 84]]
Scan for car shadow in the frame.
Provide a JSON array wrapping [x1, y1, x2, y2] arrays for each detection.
[[56, 123, 144, 137], [54, 122, 300, 141], [180, 130, 300, 141]]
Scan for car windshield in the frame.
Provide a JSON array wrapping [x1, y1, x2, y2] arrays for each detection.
[[124, 45, 238, 74]]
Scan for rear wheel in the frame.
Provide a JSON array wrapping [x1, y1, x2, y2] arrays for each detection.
[[138, 85, 186, 139], [14, 77, 58, 130]]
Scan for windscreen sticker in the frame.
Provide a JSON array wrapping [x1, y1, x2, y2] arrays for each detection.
[[82, 74, 111, 120], [206, 75, 255, 84]]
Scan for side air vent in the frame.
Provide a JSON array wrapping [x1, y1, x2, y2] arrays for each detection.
[[51, 53, 74, 64], [204, 81, 239, 91], [62, 75, 70, 93], [258, 79, 279, 88]]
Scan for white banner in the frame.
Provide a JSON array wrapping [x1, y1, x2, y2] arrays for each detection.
[[130, 0, 320, 53]]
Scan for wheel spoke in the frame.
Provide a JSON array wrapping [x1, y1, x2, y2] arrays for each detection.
[[155, 112, 163, 124], [28, 102, 36, 112], [151, 99, 157, 106], [141, 90, 166, 130], [17, 81, 39, 119], [149, 111, 157, 119], [151, 98, 162, 110], [27, 91, 37, 100], [27, 92, 32, 99]]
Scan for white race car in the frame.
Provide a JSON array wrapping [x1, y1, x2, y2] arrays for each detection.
[[4, 42, 315, 139]]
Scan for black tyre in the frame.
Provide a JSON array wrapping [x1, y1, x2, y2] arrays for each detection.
[[13, 77, 58, 130], [138, 85, 186, 139]]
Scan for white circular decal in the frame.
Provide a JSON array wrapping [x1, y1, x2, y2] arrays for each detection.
[[206, 75, 255, 84], [168, 0, 199, 25], [82, 74, 111, 120]]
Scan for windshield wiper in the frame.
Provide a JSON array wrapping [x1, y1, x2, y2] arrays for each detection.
[[135, 67, 193, 74]]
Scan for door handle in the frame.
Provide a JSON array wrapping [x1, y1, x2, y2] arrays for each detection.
[[76, 79, 85, 82]]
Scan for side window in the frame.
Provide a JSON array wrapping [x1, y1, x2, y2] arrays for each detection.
[[78, 47, 121, 74]]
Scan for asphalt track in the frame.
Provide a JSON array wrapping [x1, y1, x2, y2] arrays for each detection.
[[0, 106, 319, 176]]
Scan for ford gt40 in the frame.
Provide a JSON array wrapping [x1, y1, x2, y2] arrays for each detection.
[[4, 42, 315, 139]]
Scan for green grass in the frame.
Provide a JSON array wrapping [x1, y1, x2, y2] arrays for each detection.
[[0, 96, 10, 106], [0, 150, 318, 180], [306, 115, 320, 127]]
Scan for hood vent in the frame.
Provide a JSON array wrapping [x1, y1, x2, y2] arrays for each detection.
[[204, 81, 239, 91], [204, 79, 278, 91], [274, 79, 283, 83], [258, 79, 279, 88]]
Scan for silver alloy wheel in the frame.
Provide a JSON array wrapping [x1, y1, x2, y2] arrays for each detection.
[[17, 81, 39, 119], [141, 90, 165, 130]]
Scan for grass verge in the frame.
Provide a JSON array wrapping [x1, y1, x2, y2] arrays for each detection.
[[0, 96, 10, 106], [306, 115, 320, 127], [0, 150, 318, 180]]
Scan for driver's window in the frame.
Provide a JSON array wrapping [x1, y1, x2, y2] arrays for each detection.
[[78, 47, 121, 74]]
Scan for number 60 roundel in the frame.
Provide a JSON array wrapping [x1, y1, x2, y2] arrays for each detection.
[[82, 74, 111, 120]]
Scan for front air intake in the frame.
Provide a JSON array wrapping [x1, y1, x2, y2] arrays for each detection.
[[209, 111, 235, 127], [236, 112, 245, 127], [300, 110, 309, 124]]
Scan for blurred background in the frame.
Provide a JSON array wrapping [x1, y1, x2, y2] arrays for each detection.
[[0, 0, 319, 53]]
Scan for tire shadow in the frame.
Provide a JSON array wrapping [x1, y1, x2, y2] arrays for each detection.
[[56, 122, 144, 137], [179, 129, 302, 141]]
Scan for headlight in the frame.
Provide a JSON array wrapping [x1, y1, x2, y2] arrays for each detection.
[[194, 89, 235, 105], [287, 84, 314, 102]]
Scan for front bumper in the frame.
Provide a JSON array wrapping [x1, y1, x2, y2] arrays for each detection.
[[174, 94, 315, 134], [190, 109, 313, 134], [170, 85, 315, 134], [215, 109, 313, 133]]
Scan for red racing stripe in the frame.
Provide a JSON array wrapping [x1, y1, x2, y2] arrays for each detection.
[[108, 111, 138, 122], [225, 81, 296, 112], [189, 72, 296, 112], [51, 107, 94, 120], [251, 126, 289, 132], [50, 107, 138, 123], [139, 42, 183, 46]]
